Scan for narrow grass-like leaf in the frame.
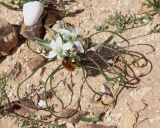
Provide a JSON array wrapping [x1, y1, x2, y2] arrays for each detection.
[[35, 38, 51, 50]]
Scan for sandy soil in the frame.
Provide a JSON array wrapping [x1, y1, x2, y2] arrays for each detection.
[[0, 0, 160, 128]]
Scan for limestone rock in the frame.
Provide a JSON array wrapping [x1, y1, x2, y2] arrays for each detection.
[[44, 12, 57, 27], [9, 62, 21, 80], [20, 23, 45, 40], [0, 19, 18, 57], [120, 111, 138, 128], [26, 55, 46, 71], [58, 108, 88, 124], [130, 101, 146, 112], [23, 1, 44, 26]]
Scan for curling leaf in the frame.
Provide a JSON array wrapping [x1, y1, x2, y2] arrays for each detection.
[[35, 38, 51, 50]]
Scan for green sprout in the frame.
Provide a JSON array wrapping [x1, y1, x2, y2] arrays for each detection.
[[143, 0, 160, 15], [0, 0, 54, 10], [106, 11, 153, 33], [0, 73, 9, 114]]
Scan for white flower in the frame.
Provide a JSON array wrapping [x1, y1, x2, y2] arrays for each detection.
[[58, 28, 84, 53], [38, 100, 46, 108], [67, 39, 84, 53], [48, 35, 72, 59], [58, 28, 79, 40], [23, 1, 44, 26]]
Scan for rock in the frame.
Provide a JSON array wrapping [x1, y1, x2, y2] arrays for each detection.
[[58, 108, 78, 118], [0, 19, 18, 57], [20, 23, 45, 40], [37, 100, 46, 108], [26, 55, 46, 71], [66, 123, 74, 128], [120, 111, 138, 128], [152, 85, 160, 98], [58, 108, 89, 124], [38, 90, 53, 100], [44, 12, 57, 27], [9, 62, 21, 80], [79, 124, 117, 128], [149, 116, 160, 123], [136, 119, 150, 128], [20, 99, 38, 109], [23, 1, 44, 26], [104, 111, 121, 125], [130, 101, 146, 112], [129, 87, 152, 101]]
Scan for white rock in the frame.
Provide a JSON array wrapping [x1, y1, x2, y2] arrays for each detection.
[[38, 100, 46, 108], [105, 116, 112, 122], [149, 116, 160, 123], [23, 1, 44, 26], [7, 92, 13, 97], [66, 123, 74, 128]]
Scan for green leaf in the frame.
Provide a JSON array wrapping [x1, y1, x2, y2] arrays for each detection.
[[35, 38, 51, 50], [0, 1, 21, 11]]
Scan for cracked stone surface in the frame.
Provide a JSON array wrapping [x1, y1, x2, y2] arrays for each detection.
[[120, 111, 138, 128], [129, 87, 152, 101]]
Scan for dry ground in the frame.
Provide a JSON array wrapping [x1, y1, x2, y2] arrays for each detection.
[[0, 0, 160, 128]]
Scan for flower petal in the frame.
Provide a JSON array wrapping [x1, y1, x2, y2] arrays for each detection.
[[71, 28, 79, 37], [50, 40, 56, 49], [63, 42, 73, 50], [75, 41, 84, 53], [58, 29, 71, 36], [56, 36, 63, 47], [47, 51, 57, 58]]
